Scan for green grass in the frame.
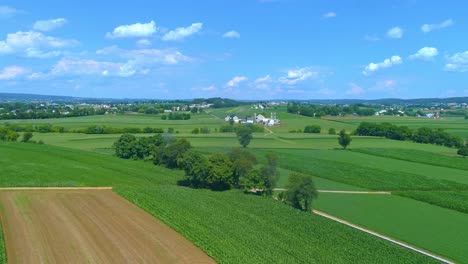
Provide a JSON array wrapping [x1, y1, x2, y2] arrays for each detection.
[[395, 191, 468, 214], [353, 148, 468, 171], [0, 142, 435, 263], [249, 149, 468, 191], [314, 193, 468, 263], [116, 186, 435, 264]]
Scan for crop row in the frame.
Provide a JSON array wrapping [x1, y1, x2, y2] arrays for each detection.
[[395, 191, 468, 214], [115, 185, 435, 263], [353, 148, 468, 171]]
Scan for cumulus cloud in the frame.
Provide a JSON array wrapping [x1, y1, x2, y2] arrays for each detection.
[[409, 47, 438, 61], [201, 85, 216, 91], [136, 39, 151, 47], [362, 55, 402, 75], [421, 19, 454, 33], [346, 83, 365, 95], [226, 76, 248, 87], [33, 18, 67, 32], [386, 27, 403, 39], [0, 6, 19, 18], [106, 21, 157, 38], [96, 45, 191, 65], [52, 58, 131, 77], [279, 67, 319, 85], [445, 51, 468, 72], [162, 22, 203, 41], [254, 75, 272, 89], [0, 31, 78, 58], [0, 66, 28, 80], [222, 30, 240, 39], [323, 12, 336, 18]]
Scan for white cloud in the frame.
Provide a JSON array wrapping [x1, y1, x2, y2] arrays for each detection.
[[0, 6, 19, 18], [0, 31, 78, 58], [52, 58, 131, 77], [33, 18, 67, 32], [106, 21, 157, 39], [386, 27, 403, 39], [96, 45, 191, 65], [0, 66, 28, 80], [421, 19, 454, 33], [226, 76, 248, 87], [363, 55, 402, 75], [346, 83, 365, 95], [222, 30, 240, 39], [254, 75, 272, 89], [162, 22, 202, 41], [278, 67, 319, 85], [136, 39, 151, 47], [409, 47, 438, 61], [201, 85, 216, 91], [323, 12, 336, 18], [445, 51, 468, 72]]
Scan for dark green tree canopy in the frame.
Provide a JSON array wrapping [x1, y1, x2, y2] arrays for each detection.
[[283, 173, 318, 211], [338, 129, 352, 149], [236, 126, 253, 148]]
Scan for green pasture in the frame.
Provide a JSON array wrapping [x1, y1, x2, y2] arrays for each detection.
[[396, 191, 468, 214], [314, 193, 468, 263]]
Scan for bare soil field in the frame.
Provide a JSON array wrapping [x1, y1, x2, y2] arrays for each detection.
[[0, 189, 215, 264]]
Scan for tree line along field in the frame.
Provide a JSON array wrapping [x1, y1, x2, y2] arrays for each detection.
[[1, 106, 467, 263], [0, 143, 436, 263]]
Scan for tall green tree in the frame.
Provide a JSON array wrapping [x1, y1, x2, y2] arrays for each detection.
[[338, 129, 352, 149], [284, 173, 318, 211], [113, 134, 138, 159], [236, 126, 253, 148], [260, 152, 280, 195], [228, 147, 257, 187], [206, 153, 233, 190], [178, 151, 211, 187], [21, 131, 33, 142], [153, 138, 191, 168]]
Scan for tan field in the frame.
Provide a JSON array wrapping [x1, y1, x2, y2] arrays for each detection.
[[0, 189, 215, 264]]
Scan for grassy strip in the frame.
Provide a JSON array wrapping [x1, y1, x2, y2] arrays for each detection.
[[116, 186, 436, 264], [395, 191, 468, 214], [353, 148, 468, 171], [250, 149, 468, 191]]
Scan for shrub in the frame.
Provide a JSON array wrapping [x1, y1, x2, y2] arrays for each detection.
[[304, 125, 321, 133], [328, 128, 336, 135]]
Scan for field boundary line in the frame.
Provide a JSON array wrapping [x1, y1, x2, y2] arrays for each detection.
[[273, 188, 391, 194], [0, 187, 113, 191], [312, 209, 455, 264]]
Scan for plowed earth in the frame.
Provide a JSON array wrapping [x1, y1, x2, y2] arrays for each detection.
[[0, 190, 215, 264]]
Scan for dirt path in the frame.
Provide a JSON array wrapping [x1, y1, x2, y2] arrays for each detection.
[[273, 188, 391, 194], [0, 187, 113, 191], [0, 190, 215, 264], [313, 210, 454, 264]]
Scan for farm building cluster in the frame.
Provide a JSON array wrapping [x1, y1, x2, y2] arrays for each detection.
[[225, 113, 280, 126]]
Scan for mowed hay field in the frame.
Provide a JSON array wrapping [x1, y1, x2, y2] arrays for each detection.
[[0, 189, 214, 264]]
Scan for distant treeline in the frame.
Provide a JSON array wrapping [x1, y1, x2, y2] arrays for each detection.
[[0, 124, 167, 134], [355, 122, 465, 148], [219, 124, 265, 133], [287, 103, 376, 117]]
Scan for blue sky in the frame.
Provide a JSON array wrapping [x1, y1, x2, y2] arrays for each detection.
[[0, 0, 467, 99]]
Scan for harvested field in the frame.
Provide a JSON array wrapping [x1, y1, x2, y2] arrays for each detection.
[[0, 190, 215, 264]]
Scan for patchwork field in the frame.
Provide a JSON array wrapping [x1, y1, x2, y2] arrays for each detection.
[[0, 189, 214, 264]]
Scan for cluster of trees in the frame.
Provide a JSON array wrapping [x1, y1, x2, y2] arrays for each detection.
[[287, 103, 376, 117], [193, 97, 246, 108], [161, 112, 191, 120], [0, 102, 107, 120], [303, 125, 321, 133], [84, 126, 164, 134], [0, 127, 42, 143], [355, 122, 464, 148], [191, 127, 211, 134], [113, 133, 279, 193], [278, 173, 318, 211], [219, 124, 264, 133]]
